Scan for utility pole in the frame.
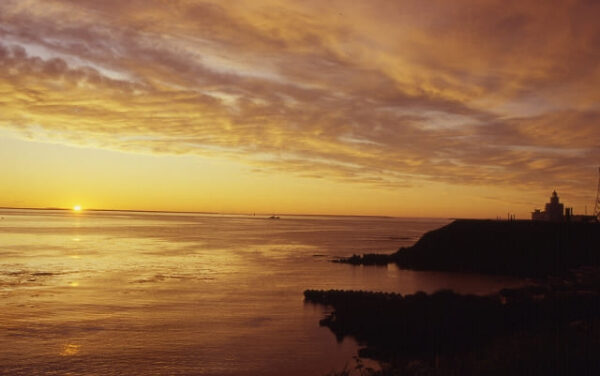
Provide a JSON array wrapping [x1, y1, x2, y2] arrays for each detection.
[[594, 167, 600, 221]]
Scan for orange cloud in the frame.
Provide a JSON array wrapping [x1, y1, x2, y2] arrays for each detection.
[[1, 0, 599, 210]]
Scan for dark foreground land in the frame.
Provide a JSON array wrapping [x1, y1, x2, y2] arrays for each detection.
[[310, 219, 600, 375], [338, 219, 600, 277], [306, 269, 600, 375]]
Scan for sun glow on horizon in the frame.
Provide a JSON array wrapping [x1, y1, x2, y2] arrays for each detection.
[[73, 205, 82, 212]]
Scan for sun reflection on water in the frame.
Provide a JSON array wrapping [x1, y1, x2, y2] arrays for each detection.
[[60, 344, 81, 356]]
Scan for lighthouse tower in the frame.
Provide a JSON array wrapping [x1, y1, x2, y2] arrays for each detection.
[[531, 191, 565, 222], [544, 191, 564, 222]]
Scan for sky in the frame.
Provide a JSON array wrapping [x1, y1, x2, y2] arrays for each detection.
[[1, 0, 599, 218]]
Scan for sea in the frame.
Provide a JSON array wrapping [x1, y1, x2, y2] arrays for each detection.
[[0, 209, 526, 375]]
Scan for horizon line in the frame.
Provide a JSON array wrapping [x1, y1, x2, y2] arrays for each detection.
[[0, 205, 456, 220]]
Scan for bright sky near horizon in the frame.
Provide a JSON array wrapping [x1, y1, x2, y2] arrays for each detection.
[[1, 0, 599, 218]]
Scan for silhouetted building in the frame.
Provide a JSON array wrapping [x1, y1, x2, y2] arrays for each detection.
[[531, 209, 544, 221], [531, 191, 564, 222]]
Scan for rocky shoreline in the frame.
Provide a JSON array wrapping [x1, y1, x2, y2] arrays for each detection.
[[306, 268, 600, 375], [314, 219, 600, 375], [337, 219, 600, 277]]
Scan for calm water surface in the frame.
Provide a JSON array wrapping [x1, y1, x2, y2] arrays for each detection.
[[0, 210, 525, 375]]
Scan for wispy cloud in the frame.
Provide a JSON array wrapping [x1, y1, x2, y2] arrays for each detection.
[[1, 0, 599, 197]]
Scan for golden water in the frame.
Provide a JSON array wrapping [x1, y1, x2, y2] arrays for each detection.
[[0, 210, 523, 375]]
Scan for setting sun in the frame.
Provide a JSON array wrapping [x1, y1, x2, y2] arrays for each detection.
[[73, 205, 82, 212]]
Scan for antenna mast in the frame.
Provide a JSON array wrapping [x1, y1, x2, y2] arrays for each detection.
[[595, 167, 600, 221]]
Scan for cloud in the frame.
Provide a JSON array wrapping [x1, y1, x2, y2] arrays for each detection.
[[1, 0, 599, 198]]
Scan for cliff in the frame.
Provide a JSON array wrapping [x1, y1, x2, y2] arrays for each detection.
[[340, 219, 600, 277]]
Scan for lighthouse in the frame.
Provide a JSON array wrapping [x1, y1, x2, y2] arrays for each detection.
[[531, 191, 564, 222]]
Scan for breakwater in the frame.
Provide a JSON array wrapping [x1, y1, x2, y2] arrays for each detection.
[[305, 277, 600, 375]]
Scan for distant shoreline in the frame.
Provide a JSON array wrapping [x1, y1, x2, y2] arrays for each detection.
[[0, 206, 448, 220]]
